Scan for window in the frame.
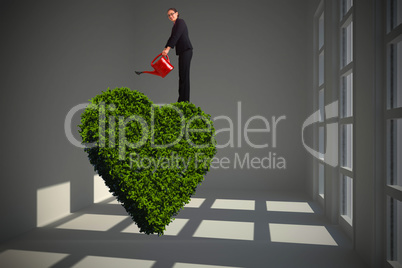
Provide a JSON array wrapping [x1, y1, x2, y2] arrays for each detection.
[[388, 40, 402, 109], [319, 52, 325, 86], [387, 119, 402, 187], [315, 2, 325, 201], [318, 13, 324, 50], [319, 163, 325, 198], [339, 0, 354, 225], [341, 21, 353, 68], [386, 0, 402, 266], [319, 126, 325, 157], [319, 89, 325, 121], [388, 0, 402, 32], [387, 197, 402, 265], [341, 0, 353, 19], [341, 73, 353, 118], [341, 124, 353, 170], [341, 175, 353, 223]]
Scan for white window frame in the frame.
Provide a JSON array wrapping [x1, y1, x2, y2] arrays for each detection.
[[339, 0, 354, 233]]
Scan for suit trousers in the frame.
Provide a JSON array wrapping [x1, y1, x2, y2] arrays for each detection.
[[177, 49, 192, 102]]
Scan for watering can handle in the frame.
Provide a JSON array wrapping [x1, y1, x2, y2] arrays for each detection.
[[151, 53, 170, 65]]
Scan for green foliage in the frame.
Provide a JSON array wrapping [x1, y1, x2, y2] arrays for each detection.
[[78, 87, 217, 235]]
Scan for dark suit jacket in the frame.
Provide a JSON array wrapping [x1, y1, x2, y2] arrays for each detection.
[[165, 18, 193, 55]]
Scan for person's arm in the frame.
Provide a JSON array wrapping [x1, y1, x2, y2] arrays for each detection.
[[162, 20, 185, 55]]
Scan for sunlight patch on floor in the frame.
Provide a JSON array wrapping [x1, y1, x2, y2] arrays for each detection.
[[55, 214, 128, 231], [173, 262, 244, 268], [269, 223, 338, 246], [211, 199, 255, 210], [184, 198, 206, 208], [122, 218, 189, 236], [266, 201, 314, 213], [193, 220, 254, 241], [71, 255, 155, 268], [0, 249, 69, 268]]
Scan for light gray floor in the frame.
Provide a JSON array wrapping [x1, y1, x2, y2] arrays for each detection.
[[0, 188, 368, 268]]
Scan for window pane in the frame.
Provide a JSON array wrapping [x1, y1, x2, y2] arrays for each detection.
[[388, 40, 402, 109], [319, 126, 325, 158], [341, 0, 353, 19], [341, 73, 353, 118], [341, 21, 353, 68], [319, 13, 324, 50], [389, 0, 402, 31], [319, 89, 325, 122], [387, 119, 402, 187], [387, 197, 402, 264], [341, 124, 353, 169], [319, 163, 324, 197], [341, 175, 353, 221], [319, 51, 324, 86]]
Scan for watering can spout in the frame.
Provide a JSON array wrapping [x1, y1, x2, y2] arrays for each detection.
[[136, 70, 161, 77], [135, 53, 174, 78]]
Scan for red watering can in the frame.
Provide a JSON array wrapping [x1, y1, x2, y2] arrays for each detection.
[[135, 53, 174, 78]]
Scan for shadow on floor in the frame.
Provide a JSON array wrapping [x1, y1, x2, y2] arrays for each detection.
[[0, 188, 368, 268]]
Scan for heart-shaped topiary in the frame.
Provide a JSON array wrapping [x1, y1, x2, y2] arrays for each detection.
[[79, 87, 217, 235]]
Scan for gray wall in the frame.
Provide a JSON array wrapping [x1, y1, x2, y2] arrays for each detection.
[[305, 0, 321, 203], [354, 1, 385, 266], [0, 0, 315, 242]]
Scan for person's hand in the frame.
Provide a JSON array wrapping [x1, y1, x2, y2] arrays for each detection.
[[162, 47, 170, 56]]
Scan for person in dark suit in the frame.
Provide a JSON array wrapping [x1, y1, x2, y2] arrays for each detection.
[[162, 8, 193, 103]]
